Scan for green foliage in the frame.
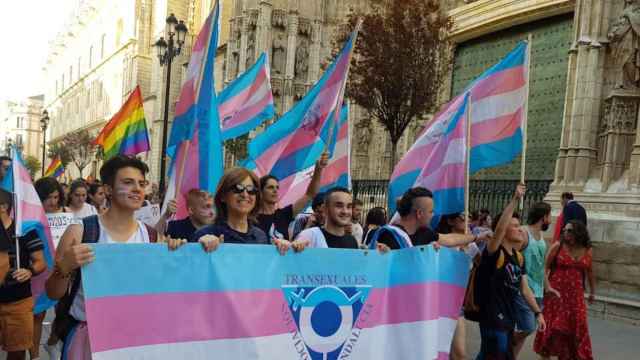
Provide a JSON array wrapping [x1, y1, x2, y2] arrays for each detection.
[[23, 155, 41, 179]]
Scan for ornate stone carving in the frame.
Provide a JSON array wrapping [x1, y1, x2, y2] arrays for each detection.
[[298, 18, 311, 36], [608, 0, 640, 89], [272, 9, 287, 29], [597, 91, 639, 189], [272, 33, 286, 75], [294, 83, 306, 100], [248, 9, 259, 28], [355, 120, 372, 153], [246, 32, 256, 69], [294, 37, 309, 81], [271, 78, 283, 96]]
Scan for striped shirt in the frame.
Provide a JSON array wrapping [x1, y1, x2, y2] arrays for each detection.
[[0, 222, 43, 302]]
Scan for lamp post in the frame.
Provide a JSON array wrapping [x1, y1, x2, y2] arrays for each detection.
[[4, 138, 12, 156], [40, 110, 49, 176], [154, 13, 188, 195]]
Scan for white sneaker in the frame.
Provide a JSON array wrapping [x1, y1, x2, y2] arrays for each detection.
[[45, 342, 62, 360]]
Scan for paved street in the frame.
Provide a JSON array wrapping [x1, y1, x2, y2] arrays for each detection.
[[2, 312, 639, 359], [465, 317, 640, 360]]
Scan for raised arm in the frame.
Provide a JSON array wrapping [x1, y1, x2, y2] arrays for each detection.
[[487, 184, 525, 254], [292, 152, 329, 216]]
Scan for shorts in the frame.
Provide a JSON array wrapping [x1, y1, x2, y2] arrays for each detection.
[[514, 294, 543, 334], [476, 324, 514, 360], [0, 297, 34, 352]]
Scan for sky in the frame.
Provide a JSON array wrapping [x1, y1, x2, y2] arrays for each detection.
[[0, 0, 75, 103]]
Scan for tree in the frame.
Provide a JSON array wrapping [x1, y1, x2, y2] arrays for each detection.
[[338, 0, 452, 173], [224, 135, 249, 166], [23, 156, 41, 179], [60, 130, 97, 178], [47, 142, 73, 167]]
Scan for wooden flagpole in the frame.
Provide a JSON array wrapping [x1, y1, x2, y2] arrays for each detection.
[[464, 94, 472, 234], [520, 34, 533, 210]]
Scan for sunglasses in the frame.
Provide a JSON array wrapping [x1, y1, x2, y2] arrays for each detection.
[[230, 183, 258, 195], [563, 228, 573, 234]]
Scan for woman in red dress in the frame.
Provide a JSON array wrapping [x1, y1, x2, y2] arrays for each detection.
[[534, 220, 595, 360]]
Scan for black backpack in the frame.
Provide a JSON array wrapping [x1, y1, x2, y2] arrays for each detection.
[[463, 247, 524, 322], [52, 215, 157, 341]]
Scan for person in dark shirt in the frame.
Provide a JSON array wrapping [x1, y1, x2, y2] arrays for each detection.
[[0, 220, 10, 285], [0, 188, 46, 359], [292, 187, 358, 249], [375, 187, 481, 251], [164, 189, 215, 240], [257, 152, 329, 241], [475, 184, 546, 360], [0, 156, 11, 184], [561, 192, 587, 226], [189, 168, 290, 254]]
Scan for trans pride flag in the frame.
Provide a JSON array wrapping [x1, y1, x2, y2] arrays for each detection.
[[11, 149, 57, 313], [82, 244, 469, 360], [244, 27, 357, 181], [278, 105, 351, 207], [388, 42, 529, 214], [219, 52, 275, 141], [162, 2, 222, 218]]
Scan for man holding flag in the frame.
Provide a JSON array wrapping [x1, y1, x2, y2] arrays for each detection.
[[0, 188, 46, 360]]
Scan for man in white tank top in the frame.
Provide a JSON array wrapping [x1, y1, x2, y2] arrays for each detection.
[[44, 156, 153, 359]]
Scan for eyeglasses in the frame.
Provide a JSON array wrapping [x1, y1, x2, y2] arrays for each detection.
[[230, 183, 258, 195]]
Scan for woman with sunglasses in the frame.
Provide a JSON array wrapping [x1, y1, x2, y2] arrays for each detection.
[[190, 168, 290, 254], [534, 220, 595, 360]]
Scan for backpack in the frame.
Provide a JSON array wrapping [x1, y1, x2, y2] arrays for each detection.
[[367, 225, 412, 250], [52, 215, 157, 341], [463, 246, 524, 322]]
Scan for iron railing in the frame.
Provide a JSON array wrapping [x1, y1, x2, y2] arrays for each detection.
[[352, 179, 552, 221]]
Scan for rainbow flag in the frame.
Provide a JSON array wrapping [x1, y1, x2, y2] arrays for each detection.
[[95, 86, 150, 159], [82, 244, 469, 360], [44, 156, 64, 178]]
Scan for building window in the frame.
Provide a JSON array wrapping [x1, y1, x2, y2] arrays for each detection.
[[78, 57, 81, 78], [16, 134, 23, 148], [62, 74, 65, 90], [16, 117, 21, 128], [89, 46, 93, 68], [69, 65, 73, 84]]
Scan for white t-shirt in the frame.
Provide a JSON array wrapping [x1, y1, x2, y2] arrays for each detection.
[[351, 223, 364, 245], [69, 219, 150, 321], [295, 227, 329, 248], [72, 203, 98, 221]]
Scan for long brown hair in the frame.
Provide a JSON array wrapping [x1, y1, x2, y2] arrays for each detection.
[[214, 167, 261, 223]]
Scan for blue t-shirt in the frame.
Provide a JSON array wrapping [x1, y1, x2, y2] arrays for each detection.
[[190, 221, 268, 245]]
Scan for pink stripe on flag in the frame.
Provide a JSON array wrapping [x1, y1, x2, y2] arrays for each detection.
[[175, 78, 196, 116], [86, 282, 463, 352], [218, 70, 269, 117], [471, 108, 523, 147], [222, 93, 273, 130], [418, 163, 466, 192], [469, 66, 526, 102], [86, 289, 290, 352]]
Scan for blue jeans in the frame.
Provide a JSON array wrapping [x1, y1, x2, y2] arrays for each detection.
[[476, 324, 514, 360], [514, 295, 543, 334]]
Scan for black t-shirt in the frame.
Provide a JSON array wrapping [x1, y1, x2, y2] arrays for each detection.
[[0, 224, 10, 252], [191, 221, 269, 245], [320, 228, 358, 249], [0, 223, 44, 303], [478, 246, 527, 330], [257, 205, 294, 240], [166, 217, 197, 240], [376, 225, 439, 250]]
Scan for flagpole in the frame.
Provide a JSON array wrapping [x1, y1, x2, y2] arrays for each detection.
[[520, 34, 533, 210], [324, 20, 362, 154], [464, 94, 472, 234]]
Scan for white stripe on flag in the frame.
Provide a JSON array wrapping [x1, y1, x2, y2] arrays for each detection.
[[471, 87, 526, 125]]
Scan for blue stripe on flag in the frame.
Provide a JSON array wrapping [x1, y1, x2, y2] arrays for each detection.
[[470, 128, 523, 173]]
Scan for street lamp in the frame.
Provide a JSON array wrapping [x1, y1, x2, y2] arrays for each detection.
[[154, 13, 188, 195], [40, 110, 49, 176], [4, 138, 12, 156]]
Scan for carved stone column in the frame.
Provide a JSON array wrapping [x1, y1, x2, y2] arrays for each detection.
[[284, 11, 299, 112], [629, 107, 640, 190], [238, 15, 249, 74], [257, 1, 273, 55]]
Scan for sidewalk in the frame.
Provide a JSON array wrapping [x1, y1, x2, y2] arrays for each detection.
[[465, 316, 640, 359]]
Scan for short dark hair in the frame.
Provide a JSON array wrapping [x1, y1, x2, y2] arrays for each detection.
[[492, 211, 520, 232], [312, 192, 326, 210], [259, 175, 278, 190], [365, 207, 387, 227], [527, 202, 551, 225], [396, 187, 433, 217], [353, 199, 363, 207], [0, 188, 13, 213], [100, 155, 149, 187], [0, 156, 11, 163], [35, 177, 65, 209], [561, 192, 574, 201], [324, 187, 351, 206]]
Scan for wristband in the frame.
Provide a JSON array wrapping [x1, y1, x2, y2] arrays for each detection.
[[535, 311, 542, 318]]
